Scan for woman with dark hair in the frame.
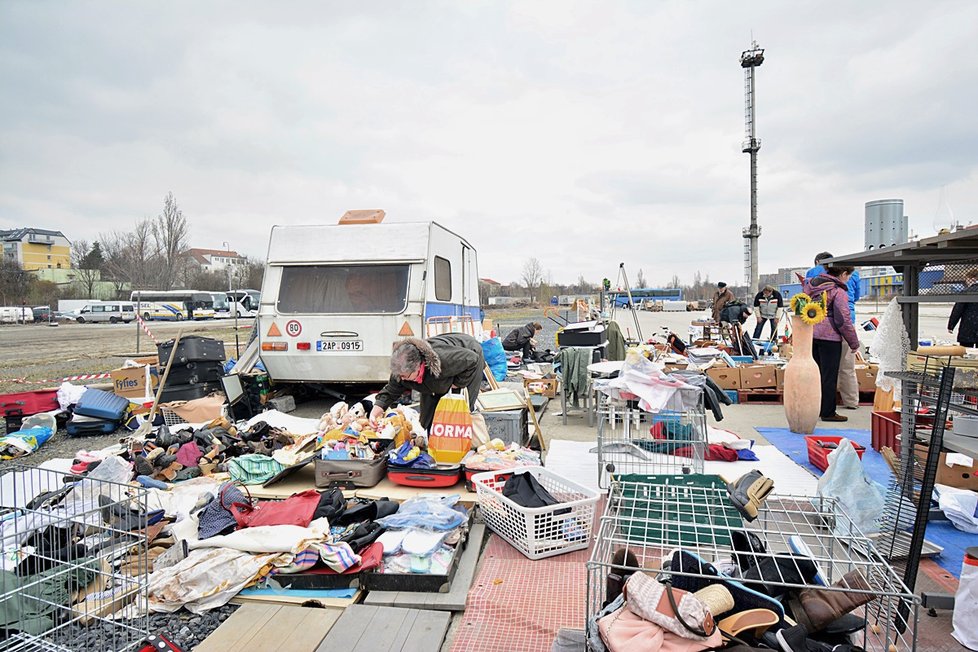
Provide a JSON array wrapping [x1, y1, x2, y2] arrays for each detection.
[[368, 333, 485, 432], [804, 265, 861, 423]]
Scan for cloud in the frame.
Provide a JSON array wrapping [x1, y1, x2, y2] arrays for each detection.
[[1, 0, 976, 288]]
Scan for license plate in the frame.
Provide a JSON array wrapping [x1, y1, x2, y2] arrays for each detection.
[[317, 339, 363, 352]]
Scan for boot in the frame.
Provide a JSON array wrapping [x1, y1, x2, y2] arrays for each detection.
[[605, 548, 638, 607], [793, 570, 872, 632], [727, 470, 774, 521], [743, 553, 818, 596]]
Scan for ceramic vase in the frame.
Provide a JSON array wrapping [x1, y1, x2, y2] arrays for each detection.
[[783, 315, 820, 434]]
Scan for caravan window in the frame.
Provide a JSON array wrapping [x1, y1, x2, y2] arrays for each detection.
[[278, 265, 409, 314], [433, 256, 452, 301]]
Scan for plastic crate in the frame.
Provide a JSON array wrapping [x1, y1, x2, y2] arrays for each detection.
[[482, 408, 528, 446], [805, 435, 865, 472], [472, 466, 598, 560], [871, 410, 901, 454]]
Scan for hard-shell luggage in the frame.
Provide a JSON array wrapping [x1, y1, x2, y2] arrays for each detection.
[[0, 389, 59, 419], [73, 388, 130, 421], [158, 336, 226, 366], [387, 463, 461, 488], [164, 361, 225, 386], [314, 439, 395, 489], [66, 413, 119, 437], [158, 382, 223, 404]]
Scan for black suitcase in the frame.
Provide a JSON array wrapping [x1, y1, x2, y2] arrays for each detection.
[[158, 336, 226, 366], [158, 381, 223, 403], [67, 413, 119, 437], [165, 361, 226, 386]]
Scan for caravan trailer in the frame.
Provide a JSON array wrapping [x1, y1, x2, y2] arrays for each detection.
[[256, 213, 480, 384]]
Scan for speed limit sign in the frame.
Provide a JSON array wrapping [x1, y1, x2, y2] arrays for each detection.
[[285, 320, 302, 337]]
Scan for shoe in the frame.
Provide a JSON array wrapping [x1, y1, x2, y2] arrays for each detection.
[[742, 553, 818, 597], [727, 470, 774, 521], [820, 414, 848, 422], [776, 624, 832, 651], [792, 570, 873, 632], [843, 405, 859, 410], [718, 607, 779, 637], [731, 529, 767, 571]]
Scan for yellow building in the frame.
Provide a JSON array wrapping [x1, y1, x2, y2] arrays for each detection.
[[1, 228, 71, 271]]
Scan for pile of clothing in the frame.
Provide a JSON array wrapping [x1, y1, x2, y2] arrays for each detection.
[[374, 495, 469, 575]]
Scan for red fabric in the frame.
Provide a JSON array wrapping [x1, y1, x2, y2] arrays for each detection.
[[673, 444, 739, 462], [232, 489, 321, 529]]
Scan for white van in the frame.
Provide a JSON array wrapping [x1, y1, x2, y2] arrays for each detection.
[[76, 302, 136, 324], [0, 306, 33, 324], [256, 213, 480, 383]]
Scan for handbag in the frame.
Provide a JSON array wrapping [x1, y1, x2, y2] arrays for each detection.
[[232, 488, 321, 529], [197, 482, 250, 539], [624, 572, 717, 640]]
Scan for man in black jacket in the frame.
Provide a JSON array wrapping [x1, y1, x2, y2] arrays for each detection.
[[949, 268, 978, 347], [502, 321, 543, 360], [369, 333, 485, 432]]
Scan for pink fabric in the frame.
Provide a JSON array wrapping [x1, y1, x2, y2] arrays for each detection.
[[598, 605, 723, 652], [175, 441, 203, 467]]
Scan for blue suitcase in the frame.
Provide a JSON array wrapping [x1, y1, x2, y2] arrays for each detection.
[[67, 413, 119, 437], [73, 388, 130, 420]]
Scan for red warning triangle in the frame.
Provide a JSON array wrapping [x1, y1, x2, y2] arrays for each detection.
[[267, 322, 282, 337], [397, 321, 414, 336]]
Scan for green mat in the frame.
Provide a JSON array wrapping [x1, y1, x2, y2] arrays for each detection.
[[612, 474, 744, 547]]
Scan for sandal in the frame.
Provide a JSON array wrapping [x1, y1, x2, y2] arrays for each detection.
[[718, 608, 779, 637]]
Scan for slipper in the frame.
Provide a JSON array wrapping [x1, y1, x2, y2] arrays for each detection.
[[718, 608, 779, 637], [664, 550, 786, 623]]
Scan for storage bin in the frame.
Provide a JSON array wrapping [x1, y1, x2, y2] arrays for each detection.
[[472, 466, 598, 560], [805, 435, 865, 472], [871, 410, 902, 454], [482, 408, 528, 446]]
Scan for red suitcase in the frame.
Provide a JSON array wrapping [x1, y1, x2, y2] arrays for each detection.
[[0, 389, 59, 418], [387, 463, 461, 488]]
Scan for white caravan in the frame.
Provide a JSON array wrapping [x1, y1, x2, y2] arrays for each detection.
[[256, 212, 480, 384]]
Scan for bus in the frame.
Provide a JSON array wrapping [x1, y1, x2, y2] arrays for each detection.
[[211, 292, 231, 319], [227, 289, 260, 317], [610, 287, 683, 307], [138, 302, 185, 321], [130, 290, 216, 320]]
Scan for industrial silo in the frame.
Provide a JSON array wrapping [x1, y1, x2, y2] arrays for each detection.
[[865, 199, 908, 250]]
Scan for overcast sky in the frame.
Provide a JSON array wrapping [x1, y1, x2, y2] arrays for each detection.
[[1, 1, 976, 287]]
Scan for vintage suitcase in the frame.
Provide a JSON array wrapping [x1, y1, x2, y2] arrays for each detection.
[[66, 413, 119, 437], [73, 388, 130, 420], [314, 439, 395, 489], [158, 381, 223, 403], [0, 389, 59, 418], [164, 361, 226, 386], [158, 336, 226, 366], [387, 463, 461, 488]]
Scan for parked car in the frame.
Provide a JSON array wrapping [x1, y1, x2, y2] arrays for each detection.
[[32, 306, 52, 322]]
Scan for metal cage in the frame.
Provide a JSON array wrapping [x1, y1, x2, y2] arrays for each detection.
[[1, 465, 150, 651], [586, 480, 919, 651]]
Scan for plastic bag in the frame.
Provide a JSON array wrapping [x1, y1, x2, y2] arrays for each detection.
[[0, 414, 56, 460], [816, 439, 884, 536], [481, 336, 508, 382], [935, 484, 978, 534], [952, 549, 978, 649], [427, 392, 473, 464], [375, 495, 467, 531]]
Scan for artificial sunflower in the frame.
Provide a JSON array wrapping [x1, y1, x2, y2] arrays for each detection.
[[789, 292, 811, 314], [801, 302, 826, 325]]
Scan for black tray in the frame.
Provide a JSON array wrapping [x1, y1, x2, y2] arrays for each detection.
[[361, 514, 471, 593]]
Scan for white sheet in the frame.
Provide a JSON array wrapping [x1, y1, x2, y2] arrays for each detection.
[[245, 409, 321, 435]]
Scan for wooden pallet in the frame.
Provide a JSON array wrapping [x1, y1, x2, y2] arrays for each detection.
[[737, 388, 784, 404]]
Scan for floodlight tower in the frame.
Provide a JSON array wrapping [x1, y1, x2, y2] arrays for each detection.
[[740, 40, 764, 297]]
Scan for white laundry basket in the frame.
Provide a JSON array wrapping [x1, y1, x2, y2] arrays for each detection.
[[472, 466, 599, 560]]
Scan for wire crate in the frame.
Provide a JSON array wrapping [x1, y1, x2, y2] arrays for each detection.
[[587, 488, 920, 651], [1, 465, 150, 651], [159, 407, 186, 427], [594, 404, 706, 489], [472, 466, 599, 560]]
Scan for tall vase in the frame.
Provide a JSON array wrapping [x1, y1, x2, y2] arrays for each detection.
[[783, 315, 820, 434]]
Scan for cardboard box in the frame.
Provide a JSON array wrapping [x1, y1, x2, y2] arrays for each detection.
[[855, 364, 878, 392], [523, 377, 559, 398], [707, 367, 741, 390], [915, 447, 978, 491], [740, 365, 777, 389], [111, 365, 159, 399]]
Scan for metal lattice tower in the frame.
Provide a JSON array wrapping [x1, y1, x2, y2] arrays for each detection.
[[740, 40, 764, 296]]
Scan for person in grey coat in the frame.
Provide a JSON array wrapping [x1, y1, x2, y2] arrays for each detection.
[[369, 333, 485, 432], [502, 321, 543, 360]]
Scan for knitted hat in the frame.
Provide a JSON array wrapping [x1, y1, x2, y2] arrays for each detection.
[[693, 584, 735, 617]]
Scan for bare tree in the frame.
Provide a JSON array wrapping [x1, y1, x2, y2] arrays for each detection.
[[0, 259, 31, 305], [669, 273, 681, 288], [153, 192, 190, 291], [636, 268, 648, 289], [101, 217, 160, 291], [521, 257, 543, 304]]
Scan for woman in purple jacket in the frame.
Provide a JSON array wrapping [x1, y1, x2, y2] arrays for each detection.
[[804, 265, 861, 422]]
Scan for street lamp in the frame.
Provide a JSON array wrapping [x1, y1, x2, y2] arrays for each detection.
[[222, 241, 240, 358], [222, 242, 232, 292]]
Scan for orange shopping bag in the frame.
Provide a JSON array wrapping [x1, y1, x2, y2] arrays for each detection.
[[428, 391, 473, 464]]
